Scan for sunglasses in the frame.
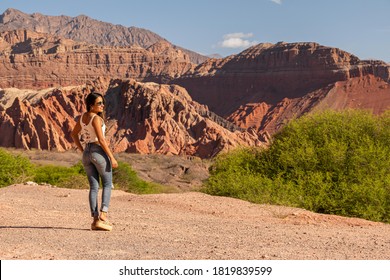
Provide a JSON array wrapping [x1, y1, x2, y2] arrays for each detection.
[[95, 101, 104, 106]]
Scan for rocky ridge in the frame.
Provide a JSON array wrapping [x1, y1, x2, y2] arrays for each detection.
[[0, 8, 208, 64], [173, 42, 390, 134], [1, 9, 390, 155], [0, 77, 262, 158], [0, 29, 195, 88]]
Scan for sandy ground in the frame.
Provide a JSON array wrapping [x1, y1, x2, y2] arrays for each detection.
[[1, 183, 390, 260]]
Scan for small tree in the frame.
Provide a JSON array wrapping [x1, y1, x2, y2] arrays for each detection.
[[204, 110, 390, 223], [0, 149, 35, 187]]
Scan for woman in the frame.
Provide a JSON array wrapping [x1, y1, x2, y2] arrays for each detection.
[[71, 92, 118, 231]]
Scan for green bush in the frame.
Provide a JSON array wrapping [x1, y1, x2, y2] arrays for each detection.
[[34, 160, 167, 193], [0, 148, 35, 187], [113, 161, 166, 194], [33, 161, 88, 188], [0, 149, 172, 194], [203, 110, 390, 223]]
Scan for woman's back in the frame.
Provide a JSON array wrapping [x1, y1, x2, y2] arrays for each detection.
[[80, 113, 105, 144]]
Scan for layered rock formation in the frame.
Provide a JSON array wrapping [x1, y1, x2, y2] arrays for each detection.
[[173, 42, 390, 134], [0, 29, 195, 88], [1, 9, 390, 157], [0, 8, 208, 64], [0, 78, 262, 158]]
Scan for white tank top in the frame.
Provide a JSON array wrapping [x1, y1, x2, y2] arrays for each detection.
[[80, 113, 106, 144]]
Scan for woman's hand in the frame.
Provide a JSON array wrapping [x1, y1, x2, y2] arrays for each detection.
[[111, 157, 119, 169]]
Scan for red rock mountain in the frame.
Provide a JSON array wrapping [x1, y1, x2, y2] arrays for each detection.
[[0, 8, 207, 64], [0, 78, 262, 158], [1, 9, 390, 157], [0, 29, 195, 88], [173, 42, 390, 134]]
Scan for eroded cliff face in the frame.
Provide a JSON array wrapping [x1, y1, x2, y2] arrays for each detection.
[[172, 42, 390, 134], [0, 8, 208, 64], [0, 78, 263, 157], [0, 29, 195, 88], [1, 10, 390, 153]]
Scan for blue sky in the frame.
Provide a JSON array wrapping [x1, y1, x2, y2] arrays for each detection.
[[0, 0, 389, 62]]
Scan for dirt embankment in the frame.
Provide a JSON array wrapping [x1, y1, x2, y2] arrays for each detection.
[[1, 183, 390, 260]]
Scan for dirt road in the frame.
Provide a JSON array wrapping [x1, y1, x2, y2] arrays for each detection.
[[1, 184, 389, 260]]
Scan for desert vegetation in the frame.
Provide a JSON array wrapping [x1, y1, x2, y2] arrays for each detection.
[[0, 149, 165, 194], [0, 148, 35, 187], [203, 110, 390, 223]]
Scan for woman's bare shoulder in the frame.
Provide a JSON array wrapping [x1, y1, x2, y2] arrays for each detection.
[[91, 114, 104, 125]]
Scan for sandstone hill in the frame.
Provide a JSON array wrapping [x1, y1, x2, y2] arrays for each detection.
[[173, 42, 390, 134], [0, 29, 195, 88], [0, 8, 208, 64], [0, 77, 262, 158], [1, 9, 390, 157]]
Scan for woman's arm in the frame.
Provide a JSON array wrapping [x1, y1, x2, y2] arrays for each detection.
[[92, 116, 118, 169], [70, 120, 84, 152]]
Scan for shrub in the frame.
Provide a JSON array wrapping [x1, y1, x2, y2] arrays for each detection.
[[0, 149, 173, 194], [0, 148, 35, 187], [203, 110, 390, 223], [33, 161, 88, 188], [113, 161, 166, 194], [33, 160, 167, 193]]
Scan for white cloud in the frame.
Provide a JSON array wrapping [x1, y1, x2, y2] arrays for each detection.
[[270, 0, 282, 4], [219, 33, 258, 49], [223, 32, 254, 40]]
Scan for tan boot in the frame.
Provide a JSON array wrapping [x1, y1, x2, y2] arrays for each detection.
[[95, 218, 113, 231], [91, 217, 99, 230], [95, 212, 113, 231]]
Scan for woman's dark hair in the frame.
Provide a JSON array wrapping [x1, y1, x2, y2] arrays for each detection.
[[85, 92, 105, 119]]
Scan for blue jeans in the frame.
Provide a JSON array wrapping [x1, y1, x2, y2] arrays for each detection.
[[82, 143, 112, 218]]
